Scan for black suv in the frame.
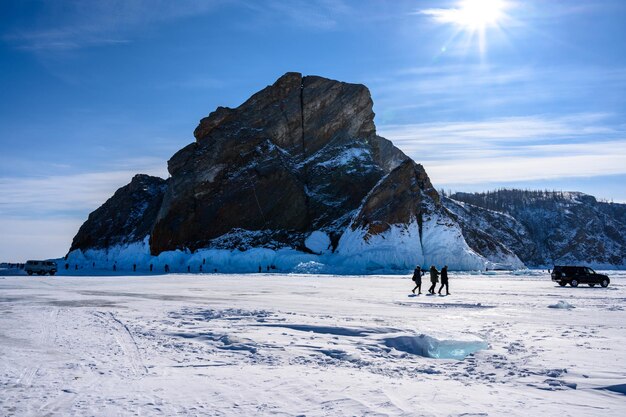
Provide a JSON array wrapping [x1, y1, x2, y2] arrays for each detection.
[[551, 266, 610, 288]]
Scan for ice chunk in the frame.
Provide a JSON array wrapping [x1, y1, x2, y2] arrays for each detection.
[[383, 334, 488, 360]]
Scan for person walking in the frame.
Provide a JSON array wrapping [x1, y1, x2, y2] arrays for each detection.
[[428, 265, 439, 294], [411, 265, 424, 294], [438, 265, 450, 295]]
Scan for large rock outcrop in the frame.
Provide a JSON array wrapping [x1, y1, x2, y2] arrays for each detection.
[[150, 72, 408, 253], [67, 72, 493, 271]]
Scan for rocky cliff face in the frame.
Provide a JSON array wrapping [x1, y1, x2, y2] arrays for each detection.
[[70, 174, 167, 251], [150, 72, 408, 254], [447, 190, 626, 268]]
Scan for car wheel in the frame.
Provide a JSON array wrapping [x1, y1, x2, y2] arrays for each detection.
[[601, 279, 609, 288], [570, 279, 579, 287], [49, 271, 55, 276], [559, 281, 567, 287], [588, 283, 595, 287]]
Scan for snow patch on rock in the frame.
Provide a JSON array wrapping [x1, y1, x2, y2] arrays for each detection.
[[304, 231, 331, 254], [336, 221, 424, 271], [420, 214, 486, 270]]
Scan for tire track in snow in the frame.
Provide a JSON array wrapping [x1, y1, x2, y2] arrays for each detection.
[[17, 308, 58, 387], [92, 311, 148, 377]]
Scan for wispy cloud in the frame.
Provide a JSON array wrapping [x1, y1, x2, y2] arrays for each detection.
[[3, 0, 223, 52], [381, 113, 616, 146], [370, 64, 626, 123], [0, 158, 167, 218], [379, 113, 626, 185]]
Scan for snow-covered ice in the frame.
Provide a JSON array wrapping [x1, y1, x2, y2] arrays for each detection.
[[1, 271, 625, 416]]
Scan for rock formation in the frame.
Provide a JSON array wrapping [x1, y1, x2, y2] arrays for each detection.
[[70, 174, 167, 251], [149, 72, 409, 254]]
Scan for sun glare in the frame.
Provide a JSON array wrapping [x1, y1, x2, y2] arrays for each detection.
[[455, 0, 507, 30], [422, 0, 513, 57]]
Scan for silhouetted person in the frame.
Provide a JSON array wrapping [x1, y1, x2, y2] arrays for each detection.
[[199, 264, 203, 272], [133, 263, 136, 272], [258, 265, 262, 273], [92, 262, 95, 268], [411, 266, 424, 294], [203, 258, 206, 265], [266, 265, 270, 272], [164, 264, 170, 273], [187, 265, 190, 273], [75, 264, 78, 270], [438, 265, 450, 295], [428, 265, 439, 294], [65, 263, 69, 270], [113, 264, 116, 272], [149, 263, 153, 272]]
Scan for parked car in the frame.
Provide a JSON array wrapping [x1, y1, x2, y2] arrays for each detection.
[[25, 260, 57, 276], [551, 265, 610, 287]]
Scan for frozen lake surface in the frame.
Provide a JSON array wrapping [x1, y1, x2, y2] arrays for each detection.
[[1, 272, 625, 416]]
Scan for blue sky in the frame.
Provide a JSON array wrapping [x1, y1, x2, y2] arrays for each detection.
[[1, 0, 625, 261]]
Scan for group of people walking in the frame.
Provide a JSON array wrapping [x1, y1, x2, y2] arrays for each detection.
[[411, 265, 450, 295]]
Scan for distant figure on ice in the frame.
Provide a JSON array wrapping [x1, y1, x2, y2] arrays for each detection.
[[187, 265, 190, 273], [164, 264, 170, 273], [92, 262, 95, 268], [199, 264, 203, 272], [428, 265, 439, 294], [411, 266, 424, 294], [113, 263, 117, 272], [65, 263, 69, 270], [438, 265, 450, 295], [258, 265, 262, 273], [149, 263, 153, 272], [133, 263, 136, 272]]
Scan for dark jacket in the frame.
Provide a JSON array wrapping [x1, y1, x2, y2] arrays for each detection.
[[429, 266, 439, 283], [441, 267, 448, 283], [412, 267, 423, 283]]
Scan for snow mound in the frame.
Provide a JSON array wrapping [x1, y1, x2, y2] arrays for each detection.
[[383, 334, 488, 360], [548, 300, 575, 309], [304, 231, 331, 254]]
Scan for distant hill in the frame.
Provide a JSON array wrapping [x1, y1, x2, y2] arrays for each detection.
[[445, 190, 626, 268]]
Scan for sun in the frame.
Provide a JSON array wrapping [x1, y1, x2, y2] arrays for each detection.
[[454, 0, 507, 30], [421, 0, 512, 57]]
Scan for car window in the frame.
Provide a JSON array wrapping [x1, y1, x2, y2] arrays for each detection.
[[586, 267, 595, 274]]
